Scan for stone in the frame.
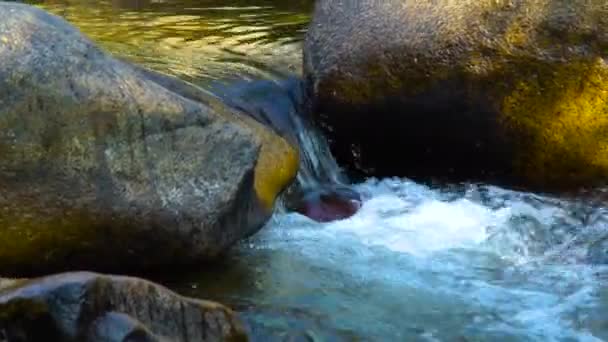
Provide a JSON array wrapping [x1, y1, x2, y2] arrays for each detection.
[[0, 271, 248, 341], [304, 0, 608, 190], [290, 185, 361, 223], [0, 2, 298, 276]]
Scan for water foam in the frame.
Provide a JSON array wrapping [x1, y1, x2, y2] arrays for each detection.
[[249, 177, 608, 340], [326, 194, 509, 256]]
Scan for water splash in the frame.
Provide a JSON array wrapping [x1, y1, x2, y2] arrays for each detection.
[[234, 178, 608, 340], [161, 76, 608, 339]]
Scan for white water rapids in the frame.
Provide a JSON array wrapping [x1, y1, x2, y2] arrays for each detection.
[[25, 1, 608, 340], [229, 176, 608, 341]]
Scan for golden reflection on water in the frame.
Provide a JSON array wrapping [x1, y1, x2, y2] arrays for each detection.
[[29, 0, 312, 82]]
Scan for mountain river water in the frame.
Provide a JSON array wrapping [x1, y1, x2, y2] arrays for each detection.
[[28, 1, 608, 340]]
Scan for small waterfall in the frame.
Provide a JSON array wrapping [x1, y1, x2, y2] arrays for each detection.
[[291, 107, 347, 188], [209, 75, 347, 191], [272, 76, 348, 190]]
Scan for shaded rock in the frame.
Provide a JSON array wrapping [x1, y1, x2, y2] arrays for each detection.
[[304, 0, 608, 190], [0, 271, 247, 341], [0, 2, 298, 276]]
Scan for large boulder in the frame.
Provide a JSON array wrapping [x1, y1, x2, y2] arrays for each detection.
[[0, 271, 247, 341], [304, 0, 608, 190], [0, 2, 298, 276]]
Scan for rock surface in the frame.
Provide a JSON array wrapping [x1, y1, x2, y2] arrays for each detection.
[[304, 0, 608, 190], [0, 2, 298, 276], [290, 186, 361, 223], [0, 271, 248, 341]]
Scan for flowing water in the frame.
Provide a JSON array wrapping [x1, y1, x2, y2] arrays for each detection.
[[28, 1, 608, 340]]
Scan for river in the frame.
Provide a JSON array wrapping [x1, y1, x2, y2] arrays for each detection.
[[29, 1, 608, 341]]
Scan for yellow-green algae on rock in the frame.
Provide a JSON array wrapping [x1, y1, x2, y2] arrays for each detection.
[[304, 0, 608, 189], [501, 58, 608, 189], [199, 97, 299, 212], [253, 129, 299, 211], [128, 63, 299, 213]]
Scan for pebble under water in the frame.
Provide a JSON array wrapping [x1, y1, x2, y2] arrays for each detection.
[[30, 1, 608, 340]]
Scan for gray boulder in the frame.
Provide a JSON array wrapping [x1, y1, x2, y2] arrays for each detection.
[[304, 0, 608, 190], [0, 2, 298, 276], [0, 271, 248, 341]]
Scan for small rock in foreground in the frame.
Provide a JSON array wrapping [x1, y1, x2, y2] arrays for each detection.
[[0, 272, 248, 342]]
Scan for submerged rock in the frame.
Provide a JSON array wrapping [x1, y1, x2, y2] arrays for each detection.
[[291, 186, 361, 223], [304, 0, 608, 190], [0, 2, 298, 276], [0, 271, 247, 341]]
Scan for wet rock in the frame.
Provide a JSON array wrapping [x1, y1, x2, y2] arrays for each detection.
[[291, 186, 361, 222], [0, 271, 248, 341], [210, 77, 348, 195], [304, 0, 608, 190], [0, 2, 298, 276]]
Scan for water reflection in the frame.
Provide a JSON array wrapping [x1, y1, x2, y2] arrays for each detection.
[[28, 0, 312, 83]]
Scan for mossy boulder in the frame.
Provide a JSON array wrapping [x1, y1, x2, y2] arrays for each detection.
[[0, 2, 298, 276], [304, 0, 608, 190], [0, 271, 248, 341]]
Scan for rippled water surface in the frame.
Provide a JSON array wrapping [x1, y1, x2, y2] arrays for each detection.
[[32, 0, 310, 82], [30, 1, 608, 340]]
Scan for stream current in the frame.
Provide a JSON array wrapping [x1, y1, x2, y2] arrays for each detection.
[[29, 1, 608, 340]]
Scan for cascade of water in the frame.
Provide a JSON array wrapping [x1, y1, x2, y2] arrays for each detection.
[[208, 74, 361, 221], [210, 75, 347, 190]]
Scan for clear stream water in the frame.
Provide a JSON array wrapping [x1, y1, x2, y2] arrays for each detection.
[[30, 1, 608, 341]]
